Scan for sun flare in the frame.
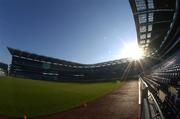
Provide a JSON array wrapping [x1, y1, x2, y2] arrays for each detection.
[[121, 42, 145, 60]]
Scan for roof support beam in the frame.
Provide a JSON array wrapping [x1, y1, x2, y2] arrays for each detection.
[[140, 20, 172, 26], [134, 9, 174, 15]]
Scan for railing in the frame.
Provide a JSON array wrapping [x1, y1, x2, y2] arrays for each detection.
[[139, 76, 165, 119]]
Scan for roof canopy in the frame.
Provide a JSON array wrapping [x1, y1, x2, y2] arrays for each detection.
[[8, 47, 130, 69], [129, 0, 180, 57]]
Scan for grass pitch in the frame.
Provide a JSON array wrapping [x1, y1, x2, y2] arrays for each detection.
[[0, 76, 123, 118]]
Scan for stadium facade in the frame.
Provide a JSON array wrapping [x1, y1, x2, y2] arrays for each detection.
[[129, 0, 180, 118]]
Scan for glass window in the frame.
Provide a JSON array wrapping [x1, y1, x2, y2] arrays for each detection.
[[148, 24, 152, 31], [141, 45, 145, 48], [146, 39, 150, 43], [148, 13, 154, 22], [140, 25, 146, 33], [140, 34, 146, 39], [147, 0, 154, 9], [144, 47, 148, 50], [139, 14, 147, 24], [135, 0, 147, 11], [147, 33, 151, 38], [140, 40, 146, 44]]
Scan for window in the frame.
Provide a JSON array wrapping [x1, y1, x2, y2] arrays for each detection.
[[146, 39, 150, 43], [147, 33, 151, 38], [140, 40, 146, 44], [148, 24, 152, 31], [140, 34, 146, 39], [140, 25, 146, 33], [135, 0, 146, 11], [139, 14, 147, 23], [147, 0, 154, 9], [141, 45, 145, 48], [148, 13, 154, 22]]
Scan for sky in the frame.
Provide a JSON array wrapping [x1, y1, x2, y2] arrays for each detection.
[[0, 0, 137, 64]]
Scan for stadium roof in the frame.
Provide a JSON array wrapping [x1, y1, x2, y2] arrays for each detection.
[[129, 0, 180, 58], [8, 47, 83, 65], [8, 47, 130, 69]]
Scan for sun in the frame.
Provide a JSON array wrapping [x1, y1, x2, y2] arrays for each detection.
[[121, 42, 145, 60]]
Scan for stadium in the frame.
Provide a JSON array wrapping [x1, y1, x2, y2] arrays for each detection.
[[0, 0, 180, 119]]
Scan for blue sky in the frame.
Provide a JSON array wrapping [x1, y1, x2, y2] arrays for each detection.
[[0, 0, 137, 64]]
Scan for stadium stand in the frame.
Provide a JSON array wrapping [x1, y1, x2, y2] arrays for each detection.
[[8, 47, 141, 81], [129, 0, 180, 119]]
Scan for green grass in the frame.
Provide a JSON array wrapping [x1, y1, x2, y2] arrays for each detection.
[[0, 76, 123, 118]]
